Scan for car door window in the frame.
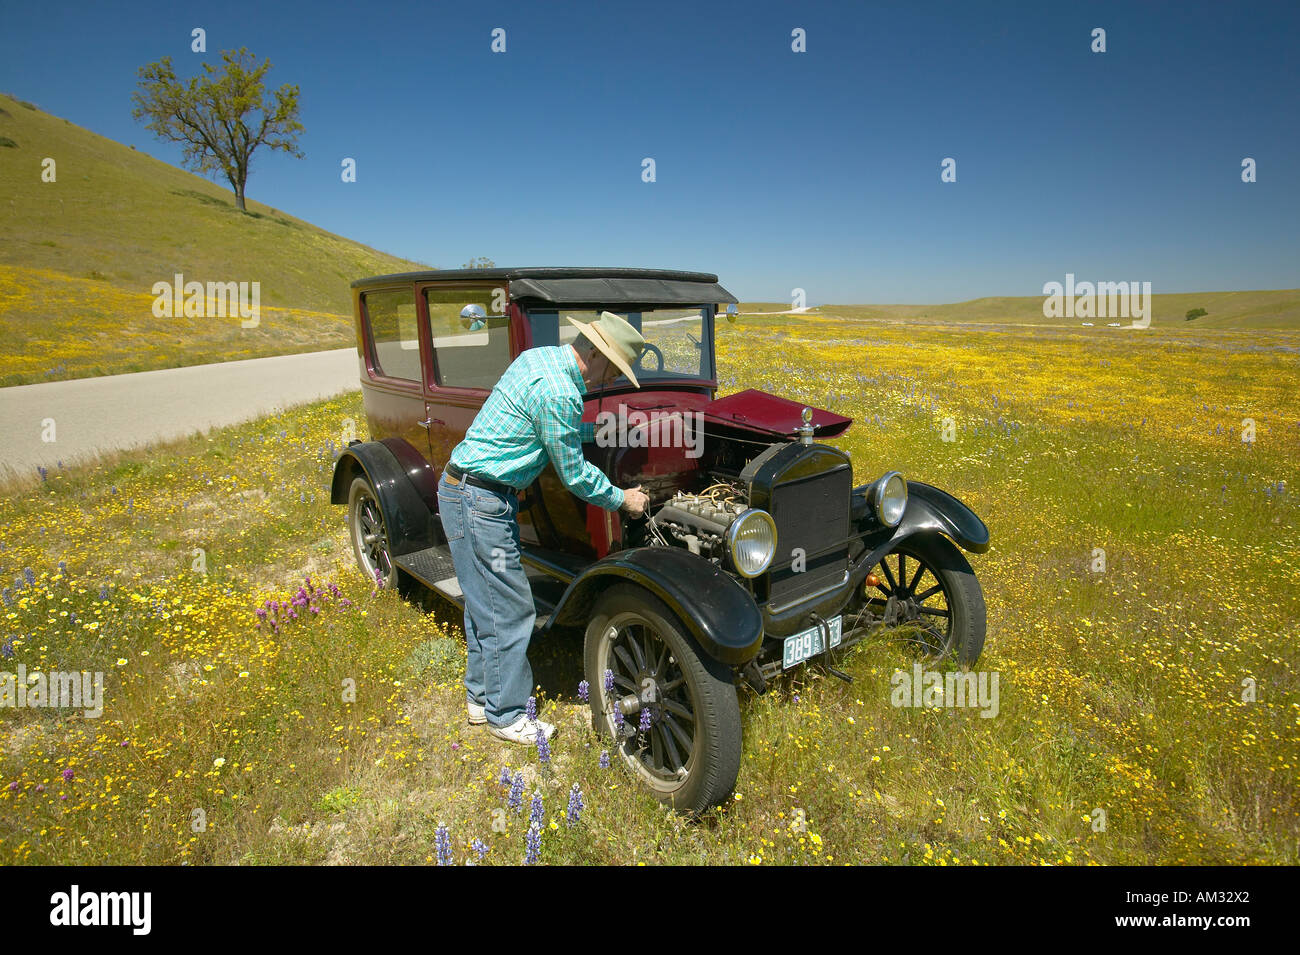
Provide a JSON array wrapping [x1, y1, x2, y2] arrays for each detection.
[[425, 286, 512, 389], [363, 288, 422, 382]]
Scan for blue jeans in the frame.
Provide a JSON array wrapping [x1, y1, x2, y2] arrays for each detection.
[[436, 471, 536, 727]]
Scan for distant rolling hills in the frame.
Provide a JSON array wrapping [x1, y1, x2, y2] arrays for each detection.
[[739, 289, 1300, 329]]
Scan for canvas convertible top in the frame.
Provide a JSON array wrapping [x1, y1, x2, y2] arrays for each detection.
[[353, 267, 738, 306]]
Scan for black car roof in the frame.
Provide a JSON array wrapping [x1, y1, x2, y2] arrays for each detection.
[[352, 267, 738, 305]]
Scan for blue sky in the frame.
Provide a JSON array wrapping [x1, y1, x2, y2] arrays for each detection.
[[3, 0, 1297, 303]]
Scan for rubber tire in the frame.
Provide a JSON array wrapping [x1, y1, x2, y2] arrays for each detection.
[[346, 475, 392, 586], [895, 534, 986, 667], [584, 582, 742, 816]]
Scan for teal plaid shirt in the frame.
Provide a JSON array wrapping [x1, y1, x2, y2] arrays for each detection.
[[449, 345, 625, 511]]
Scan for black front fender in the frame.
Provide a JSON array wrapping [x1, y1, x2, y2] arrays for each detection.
[[848, 480, 990, 586], [548, 547, 764, 666], [898, 481, 990, 554], [330, 439, 440, 556]]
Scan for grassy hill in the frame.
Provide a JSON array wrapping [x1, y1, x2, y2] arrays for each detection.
[[739, 289, 1300, 329], [0, 92, 430, 386]]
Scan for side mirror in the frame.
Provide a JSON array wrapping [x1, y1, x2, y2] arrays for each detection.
[[460, 303, 487, 330]]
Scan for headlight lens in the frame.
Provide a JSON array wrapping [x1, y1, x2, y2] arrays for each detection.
[[874, 472, 907, 527], [727, 509, 778, 578]]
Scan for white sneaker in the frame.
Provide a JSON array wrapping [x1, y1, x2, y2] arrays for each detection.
[[488, 715, 557, 745], [467, 700, 486, 725]]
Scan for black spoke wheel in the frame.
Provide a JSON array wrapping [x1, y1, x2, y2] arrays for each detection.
[[584, 583, 741, 816], [861, 535, 986, 667], [347, 475, 393, 587]]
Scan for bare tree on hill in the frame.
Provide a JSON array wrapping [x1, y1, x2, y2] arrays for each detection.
[[132, 48, 303, 212]]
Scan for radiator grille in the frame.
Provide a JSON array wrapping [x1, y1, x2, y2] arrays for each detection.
[[766, 468, 851, 605]]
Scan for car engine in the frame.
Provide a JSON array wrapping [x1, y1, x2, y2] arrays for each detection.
[[645, 481, 749, 562]]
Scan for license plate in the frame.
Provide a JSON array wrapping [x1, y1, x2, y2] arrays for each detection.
[[782, 615, 843, 669]]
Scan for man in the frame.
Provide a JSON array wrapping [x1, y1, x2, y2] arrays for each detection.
[[436, 311, 652, 744]]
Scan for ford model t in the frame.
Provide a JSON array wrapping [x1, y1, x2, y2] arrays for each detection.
[[331, 267, 990, 814]]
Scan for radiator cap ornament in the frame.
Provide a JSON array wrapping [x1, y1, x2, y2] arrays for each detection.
[[797, 406, 815, 445]]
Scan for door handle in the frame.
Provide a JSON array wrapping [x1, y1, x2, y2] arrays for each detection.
[[419, 418, 444, 429]]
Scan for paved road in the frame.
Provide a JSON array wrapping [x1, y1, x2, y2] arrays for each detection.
[[1, 348, 361, 480]]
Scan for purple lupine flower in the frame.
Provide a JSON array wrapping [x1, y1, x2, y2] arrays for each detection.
[[599, 750, 610, 770], [498, 765, 512, 788], [37, 466, 47, 482], [529, 791, 544, 828], [524, 824, 541, 865], [507, 772, 524, 812], [604, 669, 615, 693], [525, 696, 537, 722], [535, 726, 551, 764], [613, 700, 624, 732], [23, 568, 35, 586], [638, 705, 652, 733], [566, 784, 584, 827], [1, 638, 13, 660], [435, 825, 452, 866], [577, 680, 589, 704], [471, 838, 488, 862], [58, 561, 67, 576], [2, 589, 10, 607]]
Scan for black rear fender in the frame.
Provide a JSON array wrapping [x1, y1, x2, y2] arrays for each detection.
[[331, 439, 441, 555]]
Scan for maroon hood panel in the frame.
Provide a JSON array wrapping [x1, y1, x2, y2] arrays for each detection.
[[586, 387, 853, 440], [702, 389, 853, 438]]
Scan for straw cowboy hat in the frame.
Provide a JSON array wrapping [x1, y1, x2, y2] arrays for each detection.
[[566, 311, 647, 388]]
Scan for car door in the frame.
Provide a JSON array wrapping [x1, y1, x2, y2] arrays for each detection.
[[419, 281, 534, 533], [357, 285, 435, 461]]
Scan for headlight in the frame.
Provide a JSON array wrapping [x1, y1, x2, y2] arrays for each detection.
[[726, 509, 777, 578], [874, 472, 907, 527]]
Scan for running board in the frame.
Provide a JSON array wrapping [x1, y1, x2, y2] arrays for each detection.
[[393, 545, 557, 629]]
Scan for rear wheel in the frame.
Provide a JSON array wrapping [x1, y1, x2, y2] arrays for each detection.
[[584, 583, 741, 816], [347, 475, 392, 588], [858, 535, 986, 666]]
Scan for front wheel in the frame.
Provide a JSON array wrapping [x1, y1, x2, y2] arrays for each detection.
[[584, 583, 742, 816], [857, 535, 986, 667]]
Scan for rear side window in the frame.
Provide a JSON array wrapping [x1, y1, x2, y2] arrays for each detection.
[[425, 286, 512, 389], [364, 289, 421, 382]]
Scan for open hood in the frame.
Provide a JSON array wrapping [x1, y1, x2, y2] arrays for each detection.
[[700, 389, 853, 439]]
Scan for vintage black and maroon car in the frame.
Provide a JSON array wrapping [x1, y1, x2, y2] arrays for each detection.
[[331, 267, 989, 814]]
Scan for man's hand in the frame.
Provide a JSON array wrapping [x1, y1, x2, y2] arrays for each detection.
[[620, 485, 649, 518]]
